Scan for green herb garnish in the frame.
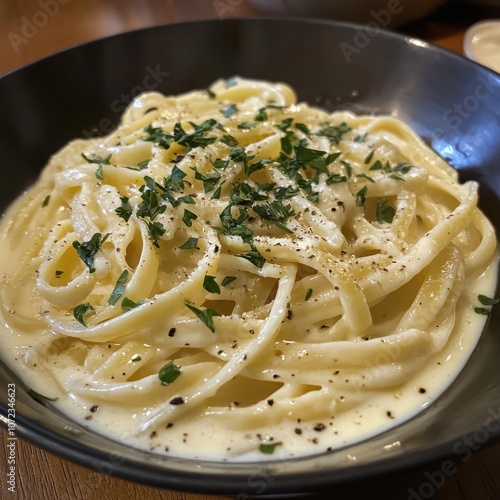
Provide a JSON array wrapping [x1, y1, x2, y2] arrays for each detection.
[[355, 186, 368, 207], [73, 303, 95, 326], [221, 276, 237, 286], [108, 270, 129, 306], [179, 237, 199, 250], [203, 275, 221, 294], [81, 153, 112, 165], [182, 209, 198, 227], [73, 233, 110, 273], [185, 303, 221, 333], [259, 442, 281, 454], [376, 198, 395, 223], [121, 297, 144, 312], [158, 361, 182, 386], [116, 196, 133, 222]]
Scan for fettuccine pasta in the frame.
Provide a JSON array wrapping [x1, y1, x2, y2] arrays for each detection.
[[0, 77, 497, 460]]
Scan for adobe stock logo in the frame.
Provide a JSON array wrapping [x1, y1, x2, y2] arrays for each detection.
[[7, 0, 72, 54], [81, 65, 169, 138], [340, 0, 405, 63]]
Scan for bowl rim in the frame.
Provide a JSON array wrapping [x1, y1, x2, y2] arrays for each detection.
[[1, 15, 500, 495]]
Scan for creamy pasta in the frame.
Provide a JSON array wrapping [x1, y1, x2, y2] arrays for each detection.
[[0, 77, 497, 460]]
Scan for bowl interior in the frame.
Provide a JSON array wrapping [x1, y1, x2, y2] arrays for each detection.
[[0, 18, 500, 495]]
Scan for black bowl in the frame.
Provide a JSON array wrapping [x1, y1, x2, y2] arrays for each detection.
[[1, 18, 500, 497]]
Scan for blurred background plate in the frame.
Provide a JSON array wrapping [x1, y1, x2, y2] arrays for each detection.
[[248, 0, 450, 26]]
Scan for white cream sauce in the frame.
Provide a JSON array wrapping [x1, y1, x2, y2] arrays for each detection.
[[0, 250, 497, 461]]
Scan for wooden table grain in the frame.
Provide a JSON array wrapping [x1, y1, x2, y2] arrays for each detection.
[[1, 1, 500, 499]]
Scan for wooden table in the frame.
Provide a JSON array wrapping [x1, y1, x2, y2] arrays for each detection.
[[1, 1, 500, 499]]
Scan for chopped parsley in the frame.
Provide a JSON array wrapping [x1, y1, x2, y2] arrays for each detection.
[[121, 297, 144, 312], [474, 294, 499, 314], [305, 288, 313, 301], [478, 294, 499, 305], [364, 150, 374, 164], [237, 247, 266, 268], [146, 221, 165, 247], [73, 303, 95, 326], [116, 196, 133, 222], [143, 124, 174, 149], [137, 159, 150, 170], [221, 104, 238, 118], [376, 198, 395, 223], [253, 200, 295, 233], [221, 276, 237, 286], [73, 233, 110, 273], [237, 121, 257, 130], [179, 237, 199, 250], [185, 303, 221, 333], [159, 361, 182, 386], [95, 164, 104, 180], [42, 195, 50, 207], [259, 442, 281, 454], [355, 186, 368, 207], [203, 275, 221, 294], [354, 133, 368, 143], [220, 134, 239, 147], [205, 88, 216, 99], [356, 173, 375, 183], [315, 122, 351, 144], [137, 176, 167, 220], [81, 153, 112, 165], [191, 167, 221, 193], [254, 108, 268, 122], [108, 270, 129, 306], [182, 209, 198, 227]]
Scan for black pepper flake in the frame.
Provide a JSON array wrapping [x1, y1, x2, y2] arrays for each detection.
[[272, 374, 280, 379], [85, 415, 92, 421], [150, 431, 157, 438], [313, 423, 326, 432], [287, 309, 293, 320], [169, 396, 185, 405], [166, 422, 174, 429], [419, 387, 427, 394], [90, 405, 100, 413], [386, 411, 395, 419], [168, 328, 176, 337], [295, 428, 302, 435], [267, 399, 274, 406]]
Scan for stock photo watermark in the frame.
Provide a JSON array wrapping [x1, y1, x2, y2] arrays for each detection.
[[432, 75, 497, 140], [407, 404, 500, 499], [340, 0, 412, 63], [7, 0, 72, 54], [82, 65, 169, 138], [5, 383, 17, 494]]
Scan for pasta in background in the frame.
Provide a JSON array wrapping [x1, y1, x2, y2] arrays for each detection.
[[0, 77, 497, 460]]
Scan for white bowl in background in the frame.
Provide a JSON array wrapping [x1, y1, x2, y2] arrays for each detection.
[[464, 19, 500, 73]]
